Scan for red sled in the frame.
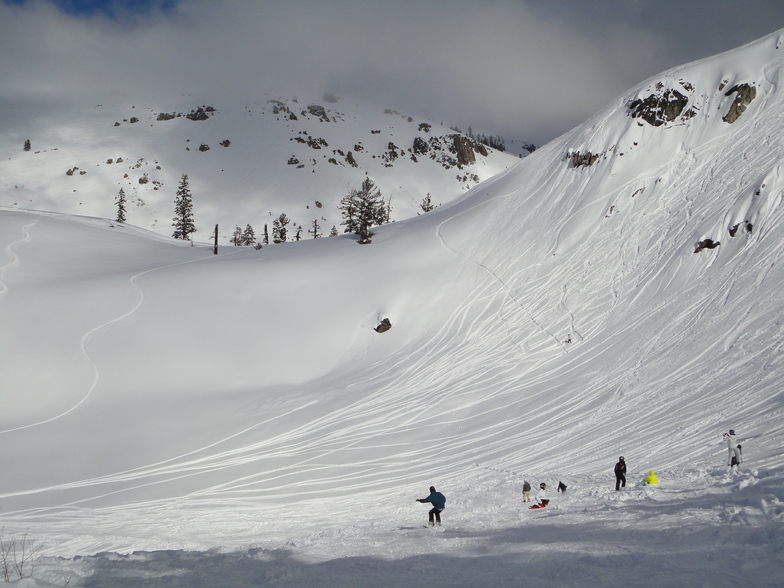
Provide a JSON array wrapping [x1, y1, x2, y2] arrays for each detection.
[[529, 503, 546, 509]]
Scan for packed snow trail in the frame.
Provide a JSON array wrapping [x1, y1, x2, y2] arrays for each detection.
[[23, 466, 784, 588]]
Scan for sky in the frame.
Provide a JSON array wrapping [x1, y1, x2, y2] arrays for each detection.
[[1, 0, 784, 145]]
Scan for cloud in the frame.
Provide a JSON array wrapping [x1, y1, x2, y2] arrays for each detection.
[[1, 0, 783, 145]]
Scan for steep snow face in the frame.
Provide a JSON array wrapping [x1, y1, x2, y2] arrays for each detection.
[[0, 94, 518, 241], [0, 30, 783, 585], [439, 29, 784, 473]]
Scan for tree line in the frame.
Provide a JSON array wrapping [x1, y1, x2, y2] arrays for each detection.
[[115, 174, 437, 247]]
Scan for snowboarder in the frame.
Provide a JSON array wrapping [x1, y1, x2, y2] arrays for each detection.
[[522, 480, 532, 502], [614, 456, 627, 491], [416, 486, 446, 526], [723, 430, 742, 467], [529, 483, 549, 509], [557, 481, 567, 493]]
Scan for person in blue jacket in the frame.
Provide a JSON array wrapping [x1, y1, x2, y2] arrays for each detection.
[[416, 486, 446, 526]]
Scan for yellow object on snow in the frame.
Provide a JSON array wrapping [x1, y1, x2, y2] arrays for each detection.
[[644, 470, 658, 485]]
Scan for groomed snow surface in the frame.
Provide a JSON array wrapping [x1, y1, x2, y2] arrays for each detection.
[[2, 31, 784, 587]]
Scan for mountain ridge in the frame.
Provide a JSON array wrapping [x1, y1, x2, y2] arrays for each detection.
[[0, 93, 520, 242]]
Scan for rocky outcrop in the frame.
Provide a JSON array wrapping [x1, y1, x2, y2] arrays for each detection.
[[307, 104, 329, 121], [570, 151, 600, 168], [722, 83, 756, 124], [374, 318, 392, 333], [628, 89, 689, 126], [453, 135, 477, 166], [186, 106, 215, 121], [269, 100, 290, 115], [382, 142, 399, 165], [694, 238, 720, 253], [413, 136, 429, 155], [729, 221, 753, 236]]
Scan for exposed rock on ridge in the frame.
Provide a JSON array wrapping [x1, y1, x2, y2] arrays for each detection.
[[723, 83, 757, 123], [628, 87, 690, 126]]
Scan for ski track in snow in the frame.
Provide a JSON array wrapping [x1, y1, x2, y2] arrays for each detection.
[[0, 244, 239, 436], [435, 191, 568, 355], [0, 214, 39, 300]]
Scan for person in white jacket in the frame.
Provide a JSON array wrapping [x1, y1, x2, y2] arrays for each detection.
[[723, 430, 742, 467], [530, 483, 550, 509]]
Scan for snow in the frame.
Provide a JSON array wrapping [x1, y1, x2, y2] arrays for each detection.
[[1, 30, 784, 587]]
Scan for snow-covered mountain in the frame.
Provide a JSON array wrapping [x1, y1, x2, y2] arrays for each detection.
[[0, 93, 519, 241], [1, 30, 783, 588]]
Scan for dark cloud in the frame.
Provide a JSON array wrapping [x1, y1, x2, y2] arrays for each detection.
[[1, 0, 783, 145]]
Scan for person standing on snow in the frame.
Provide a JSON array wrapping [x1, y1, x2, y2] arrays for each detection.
[[614, 456, 627, 491], [530, 483, 550, 509], [522, 480, 532, 502], [723, 430, 742, 467], [416, 486, 446, 526]]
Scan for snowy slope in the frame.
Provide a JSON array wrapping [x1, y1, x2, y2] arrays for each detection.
[[0, 94, 518, 240], [1, 31, 784, 588]]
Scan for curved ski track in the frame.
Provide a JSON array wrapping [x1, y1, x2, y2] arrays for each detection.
[[0, 241, 232, 435]]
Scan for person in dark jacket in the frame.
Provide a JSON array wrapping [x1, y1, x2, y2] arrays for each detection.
[[522, 480, 532, 502], [416, 486, 446, 526], [614, 456, 626, 491]]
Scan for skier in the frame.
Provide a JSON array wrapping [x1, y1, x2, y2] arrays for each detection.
[[416, 486, 446, 526], [522, 480, 532, 502], [614, 456, 627, 491], [529, 483, 549, 509], [723, 430, 742, 467]]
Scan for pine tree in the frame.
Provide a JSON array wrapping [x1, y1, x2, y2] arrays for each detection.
[[263, 223, 270, 245], [241, 224, 256, 246], [309, 219, 322, 239], [23, 139, 31, 152], [340, 177, 385, 244], [419, 193, 434, 214], [329, 225, 339, 237], [272, 213, 290, 243], [172, 174, 196, 240], [338, 191, 358, 234], [380, 196, 393, 225], [115, 188, 127, 223], [231, 225, 243, 246], [294, 226, 303, 241]]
